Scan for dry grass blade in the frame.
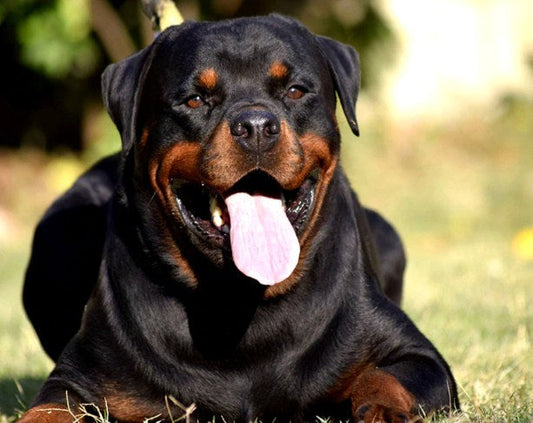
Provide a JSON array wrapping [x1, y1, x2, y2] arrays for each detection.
[[166, 395, 197, 423]]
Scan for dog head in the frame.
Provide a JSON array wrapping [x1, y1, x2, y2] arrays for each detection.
[[102, 14, 360, 293]]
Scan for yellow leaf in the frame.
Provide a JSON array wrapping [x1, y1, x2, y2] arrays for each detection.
[[512, 228, 533, 261]]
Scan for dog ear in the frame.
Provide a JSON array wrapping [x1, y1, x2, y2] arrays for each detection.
[[316, 36, 360, 136], [101, 46, 156, 156]]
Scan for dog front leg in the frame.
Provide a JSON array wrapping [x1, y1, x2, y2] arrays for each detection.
[[349, 367, 421, 422], [18, 404, 76, 423], [348, 356, 457, 422]]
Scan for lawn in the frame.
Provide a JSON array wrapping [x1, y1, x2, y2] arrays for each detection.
[[0, 98, 531, 421]]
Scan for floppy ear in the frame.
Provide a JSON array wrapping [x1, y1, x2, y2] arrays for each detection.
[[316, 36, 360, 136], [101, 46, 156, 155]]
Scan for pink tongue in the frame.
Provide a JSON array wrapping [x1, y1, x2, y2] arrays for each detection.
[[225, 192, 300, 285]]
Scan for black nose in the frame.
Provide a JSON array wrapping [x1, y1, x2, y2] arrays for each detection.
[[230, 110, 281, 153]]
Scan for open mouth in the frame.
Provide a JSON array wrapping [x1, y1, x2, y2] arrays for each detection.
[[171, 169, 319, 285], [171, 169, 318, 242]]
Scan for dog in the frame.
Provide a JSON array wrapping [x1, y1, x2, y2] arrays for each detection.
[[21, 14, 458, 422]]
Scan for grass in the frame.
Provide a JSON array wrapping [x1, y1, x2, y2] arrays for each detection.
[[0, 97, 531, 421], [18, 394, 197, 423]]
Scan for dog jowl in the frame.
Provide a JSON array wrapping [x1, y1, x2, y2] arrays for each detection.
[[21, 14, 459, 423]]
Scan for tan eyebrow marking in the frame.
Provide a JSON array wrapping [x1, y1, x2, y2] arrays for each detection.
[[197, 67, 218, 90], [269, 61, 289, 79]]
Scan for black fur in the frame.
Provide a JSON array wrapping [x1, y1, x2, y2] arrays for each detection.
[[23, 15, 458, 422]]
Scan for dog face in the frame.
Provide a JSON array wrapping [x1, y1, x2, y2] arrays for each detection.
[[102, 15, 360, 291]]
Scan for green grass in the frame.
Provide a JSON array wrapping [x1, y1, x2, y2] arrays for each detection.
[[0, 247, 54, 420], [0, 99, 531, 421]]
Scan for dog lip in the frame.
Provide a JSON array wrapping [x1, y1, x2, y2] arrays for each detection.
[[283, 168, 319, 233], [223, 170, 282, 199], [170, 168, 319, 245]]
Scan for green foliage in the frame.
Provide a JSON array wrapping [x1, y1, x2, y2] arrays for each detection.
[[15, 0, 99, 79]]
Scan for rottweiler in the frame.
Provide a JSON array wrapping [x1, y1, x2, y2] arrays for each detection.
[[21, 14, 458, 423]]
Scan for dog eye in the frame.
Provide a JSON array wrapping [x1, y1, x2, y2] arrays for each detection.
[[186, 95, 204, 109], [286, 86, 306, 100]]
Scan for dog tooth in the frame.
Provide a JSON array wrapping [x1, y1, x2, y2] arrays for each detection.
[[210, 197, 224, 229], [213, 213, 224, 229], [281, 192, 287, 211]]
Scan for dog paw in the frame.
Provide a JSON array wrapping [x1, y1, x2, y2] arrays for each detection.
[[355, 404, 422, 423]]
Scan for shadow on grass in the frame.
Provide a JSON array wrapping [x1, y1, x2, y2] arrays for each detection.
[[0, 376, 44, 419]]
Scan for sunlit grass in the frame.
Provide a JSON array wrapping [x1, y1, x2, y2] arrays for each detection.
[[0, 247, 54, 421]]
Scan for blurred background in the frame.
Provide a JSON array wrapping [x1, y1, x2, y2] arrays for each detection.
[[0, 0, 531, 421]]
